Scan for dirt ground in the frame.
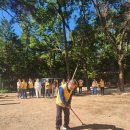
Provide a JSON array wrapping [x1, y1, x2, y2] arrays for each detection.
[[0, 89, 130, 130]]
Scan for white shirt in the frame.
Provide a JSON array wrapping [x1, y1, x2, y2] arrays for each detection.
[[17, 82, 20, 89], [34, 81, 42, 89]]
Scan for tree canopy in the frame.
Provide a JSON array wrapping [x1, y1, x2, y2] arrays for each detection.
[[0, 0, 130, 91]]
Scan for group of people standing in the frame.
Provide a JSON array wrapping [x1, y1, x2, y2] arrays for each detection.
[[61, 78, 105, 96], [17, 78, 41, 98], [16, 78, 59, 99], [16, 78, 105, 99], [92, 78, 105, 95]]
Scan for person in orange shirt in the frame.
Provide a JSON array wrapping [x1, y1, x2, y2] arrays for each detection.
[[78, 79, 83, 94], [92, 79, 98, 95], [99, 79, 105, 95], [45, 79, 50, 97], [28, 78, 34, 98], [21, 79, 27, 99]]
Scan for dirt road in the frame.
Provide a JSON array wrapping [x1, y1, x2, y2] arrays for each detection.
[[0, 92, 130, 130]]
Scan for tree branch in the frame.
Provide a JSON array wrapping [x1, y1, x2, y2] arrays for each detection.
[[54, 0, 74, 44]]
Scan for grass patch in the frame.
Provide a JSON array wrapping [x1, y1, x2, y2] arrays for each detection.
[[0, 88, 12, 93]]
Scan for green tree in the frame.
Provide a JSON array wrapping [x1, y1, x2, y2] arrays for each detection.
[[0, 18, 20, 87], [91, 0, 130, 91]]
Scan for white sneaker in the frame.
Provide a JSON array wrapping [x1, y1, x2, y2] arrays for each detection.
[[63, 126, 71, 130]]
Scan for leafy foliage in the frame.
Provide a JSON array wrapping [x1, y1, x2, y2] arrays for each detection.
[[0, 0, 130, 91]]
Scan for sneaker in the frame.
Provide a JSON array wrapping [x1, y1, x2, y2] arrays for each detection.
[[63, 126, 71, 130]]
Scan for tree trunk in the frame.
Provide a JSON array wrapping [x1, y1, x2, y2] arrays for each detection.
[[53, 52, 56, 77], [49, 52, 53, 77], [56, 0, 70, 79], [83, 64, 90, 90], [63, 22, 70, 79], [118, 58, 124, 91]]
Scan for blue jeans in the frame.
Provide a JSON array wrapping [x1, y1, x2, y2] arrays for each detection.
[[93, 87, 97, 95], [29, 88, 34, 97], [22, 89, 27, 98], [42, 86, 45, 96], [100, 88, 104, 95]]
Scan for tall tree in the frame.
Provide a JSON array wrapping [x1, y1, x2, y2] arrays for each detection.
[[0, 18, 21, 87], [91, 0, 130, 91]]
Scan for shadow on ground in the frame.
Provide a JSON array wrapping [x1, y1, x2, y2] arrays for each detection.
[[71, 124, 124, 130], [0, 102, 20, 105], [0, 100, 14, 102], [0, 94, 16, 99]]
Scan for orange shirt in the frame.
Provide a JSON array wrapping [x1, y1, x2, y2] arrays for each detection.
[[100, 80, 105, 87], [21, 81, 27, 89], [92, 81, 98, 87], [28, 81, 34, 88]]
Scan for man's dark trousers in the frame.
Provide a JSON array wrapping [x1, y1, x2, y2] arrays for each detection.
[[56, 104, 70, 129]]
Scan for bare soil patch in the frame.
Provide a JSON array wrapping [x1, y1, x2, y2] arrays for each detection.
[[0, 91, 130, 130]]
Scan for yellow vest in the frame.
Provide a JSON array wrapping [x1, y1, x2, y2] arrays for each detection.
[[79, 81, 83, 87], [28, 81, 34, 88], [45, 82, 50, 90], [100, 81, 104, 87], [21, 82, 27, 89], [56, 84, 72, 107]]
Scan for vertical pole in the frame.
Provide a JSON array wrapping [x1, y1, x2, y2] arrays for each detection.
[[71, 64, 79, 80]]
